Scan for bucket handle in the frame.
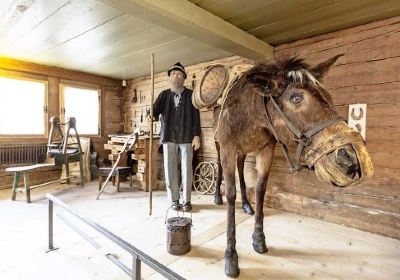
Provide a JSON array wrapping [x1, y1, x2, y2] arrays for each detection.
[[165, 205, 193, 224]]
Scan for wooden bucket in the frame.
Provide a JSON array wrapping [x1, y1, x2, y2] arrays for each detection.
[[165, 210, 192, 255]]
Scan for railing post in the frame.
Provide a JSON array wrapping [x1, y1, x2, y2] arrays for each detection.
[[46, 198, 58, 252], [48, 199, 54, 250], [132, 255, 141, 280]]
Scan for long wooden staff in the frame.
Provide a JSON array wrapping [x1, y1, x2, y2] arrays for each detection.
[[149, 53, 154, 215]]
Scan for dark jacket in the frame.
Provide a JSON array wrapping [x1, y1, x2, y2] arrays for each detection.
[[153, 87, 200, 143]]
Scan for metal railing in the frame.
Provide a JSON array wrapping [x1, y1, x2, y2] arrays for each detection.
[[46, 193, 185, 280]]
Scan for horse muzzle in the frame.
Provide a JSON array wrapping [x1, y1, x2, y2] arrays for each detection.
[[305, 122, 374, 187]]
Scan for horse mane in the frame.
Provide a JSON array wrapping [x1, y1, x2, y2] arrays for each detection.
[[245, 57, 333, 105], [278, 57, 323, 88]]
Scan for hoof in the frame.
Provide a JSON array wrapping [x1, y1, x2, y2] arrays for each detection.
[[242, 202, 254, 215], [253, 241, 268, 254], [252, 232, 268, 254], [252, 241, 268, 254], [214, 195, 223, 205], [225, 250, 240, 278]]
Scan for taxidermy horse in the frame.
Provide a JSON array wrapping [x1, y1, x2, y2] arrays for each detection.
[[214, 55, 374, 278], [213, 138, 254, 215]]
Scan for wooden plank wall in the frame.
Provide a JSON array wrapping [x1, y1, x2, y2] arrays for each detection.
[[270, 16, 400, 239], [0, 58, 124, 189], [122, 55, 255, 193], [123, 16, 399, 240], [123, 56, 253, 137]]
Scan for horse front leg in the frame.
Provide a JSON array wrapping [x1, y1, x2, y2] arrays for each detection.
[[214, 141, 223, 205], [221, 147, 240, 278], [237, 153, 254, 215], [252, 144, 274, 254]]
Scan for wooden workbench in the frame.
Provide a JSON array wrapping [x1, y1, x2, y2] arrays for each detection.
[[104, 134, 162, 192]]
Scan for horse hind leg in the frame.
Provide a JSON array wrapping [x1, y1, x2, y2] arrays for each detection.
[[237, 153, 254, 215], [252, 145, 274, 254], [214, 144, 254, 215], [214, 141, 223, 205]]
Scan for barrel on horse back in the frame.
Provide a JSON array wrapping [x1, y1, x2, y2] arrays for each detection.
[[166, 216, 192, 255], [192, 64, 229, 109], [192, 64, 254, 109]]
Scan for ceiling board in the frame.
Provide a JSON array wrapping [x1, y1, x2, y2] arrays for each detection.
[[1, 1, 123, 59], [227, 0, 339, 31], [81, 36, 232, 79], [0, 0, 399, 79], [0, 0, 71, 49], [250, 0, 399, 44], [189, 0, 282, 23], [189, 0, 400, 45], [96, 0, 272, 59], [57, 18, 181, 70]]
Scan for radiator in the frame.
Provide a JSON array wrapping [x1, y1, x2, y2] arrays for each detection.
[[0, 143, 47, 165]]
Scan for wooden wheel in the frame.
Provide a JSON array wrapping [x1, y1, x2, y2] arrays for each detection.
[[206, 162, 219, 195], [193, 162, 215, 194]]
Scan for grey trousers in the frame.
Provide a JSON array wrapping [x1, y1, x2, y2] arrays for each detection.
[[163, 142, 193, 204]]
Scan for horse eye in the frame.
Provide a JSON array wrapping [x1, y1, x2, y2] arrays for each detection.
[[290, 93, 303, 104], [264, 81, 273, 91]]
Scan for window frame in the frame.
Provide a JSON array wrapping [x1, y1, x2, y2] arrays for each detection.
[[0, 73, 48, 139], [59, 81, 102, 137]]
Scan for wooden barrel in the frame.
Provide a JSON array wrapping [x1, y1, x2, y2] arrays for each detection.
[[192, 64, 229, 109]]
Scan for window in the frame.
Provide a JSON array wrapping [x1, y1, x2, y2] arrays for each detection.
[[60, 84, 101, 135], [0, 76, 47, 136]]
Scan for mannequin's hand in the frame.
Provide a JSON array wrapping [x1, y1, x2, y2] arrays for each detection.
[[134, 128, 144, 135], [192, 136, 200, 151]]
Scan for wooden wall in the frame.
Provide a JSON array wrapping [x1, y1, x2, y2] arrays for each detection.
[[0, 58, 124, 189], [123, 56, 253, 135], [269, 16, 400, 239], [122, 55, 254, 195]]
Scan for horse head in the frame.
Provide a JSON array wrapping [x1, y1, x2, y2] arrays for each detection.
[[247, 55, 373, 187]]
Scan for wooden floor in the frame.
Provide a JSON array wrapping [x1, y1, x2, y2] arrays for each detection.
[[0, 180, 399, 280]]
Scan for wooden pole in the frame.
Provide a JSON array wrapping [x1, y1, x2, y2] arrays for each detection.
[[149, 53, 154, 216]]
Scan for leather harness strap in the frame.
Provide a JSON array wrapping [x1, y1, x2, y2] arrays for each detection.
[[263, 95, 343, 174]]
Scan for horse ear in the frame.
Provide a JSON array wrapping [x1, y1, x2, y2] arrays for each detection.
[[247, 72, 282, 97], [312, 54, 344, 81]]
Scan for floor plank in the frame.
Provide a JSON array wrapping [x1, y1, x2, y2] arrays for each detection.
[[0, 181, 398, 279]]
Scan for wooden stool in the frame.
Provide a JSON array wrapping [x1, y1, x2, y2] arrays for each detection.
[[98, 166, 133, 192]]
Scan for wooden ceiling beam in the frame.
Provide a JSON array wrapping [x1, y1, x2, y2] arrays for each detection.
[[0, 57, 121, 86], [96, 0, 273, 60]]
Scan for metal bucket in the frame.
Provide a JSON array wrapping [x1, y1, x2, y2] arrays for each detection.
[[165, 209, 192, 255]]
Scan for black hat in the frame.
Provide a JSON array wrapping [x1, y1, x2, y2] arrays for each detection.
[[168, 62, 187, 79]]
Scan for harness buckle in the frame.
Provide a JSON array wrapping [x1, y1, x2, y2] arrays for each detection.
[[299, 134, 312, 147], [290, 165, 300, 175]]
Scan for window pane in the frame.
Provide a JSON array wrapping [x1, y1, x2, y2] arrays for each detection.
[[0, 77, 45, 135], [64, 86, 99, 135]]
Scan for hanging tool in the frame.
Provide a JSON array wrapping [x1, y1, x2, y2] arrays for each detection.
[[131, 88, 137, 103], [191, 74, 196, 90]]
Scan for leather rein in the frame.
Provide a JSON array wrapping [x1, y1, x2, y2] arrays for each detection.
[[263, 93, 342, 175]]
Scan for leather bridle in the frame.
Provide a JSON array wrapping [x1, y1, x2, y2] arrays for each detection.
[[263, 92, 342, 175]]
